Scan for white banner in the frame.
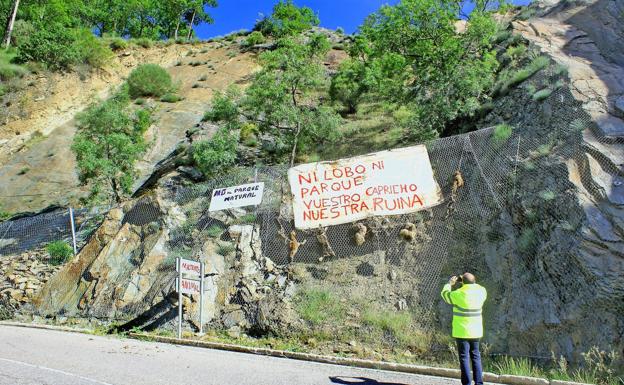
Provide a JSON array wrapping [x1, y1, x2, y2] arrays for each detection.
[[177, 277, 201, 295], [208, 182, 264, 212], [179, 258, 201, 277], [287, 145, 442, 229]]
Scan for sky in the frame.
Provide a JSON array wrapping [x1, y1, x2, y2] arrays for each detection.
[[194, 0, 532, 39]]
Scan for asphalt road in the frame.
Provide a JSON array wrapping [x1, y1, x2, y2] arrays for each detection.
[[0, 325, 486, 385]]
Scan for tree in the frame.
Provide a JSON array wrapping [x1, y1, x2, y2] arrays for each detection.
[[71, 96, 150, 203], [334, 0, 500, 138], [205, 34, 341, 166], [2, 0, 19, 48], [254, 0, 319, 38]]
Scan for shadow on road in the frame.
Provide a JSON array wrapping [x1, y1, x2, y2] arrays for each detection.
[[329, 376, 408, 385]]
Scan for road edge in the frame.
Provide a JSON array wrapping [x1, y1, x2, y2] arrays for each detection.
[[0, 322, 591, 385], [127, 332, 591, 385]]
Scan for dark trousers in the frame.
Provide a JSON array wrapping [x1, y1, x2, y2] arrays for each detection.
[[456, 338, 483, 385]]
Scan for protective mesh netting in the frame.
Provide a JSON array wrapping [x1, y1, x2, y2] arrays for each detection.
[[1, 75, 622, 358]]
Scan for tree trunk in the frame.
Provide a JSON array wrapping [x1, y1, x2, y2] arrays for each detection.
[[3, 0, 20, 49], [174, 18, 180, 40], [290, 122, 302, 167], [186, 10, 196, 40]]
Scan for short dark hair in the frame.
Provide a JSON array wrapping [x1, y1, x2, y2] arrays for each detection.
[[462, 272, 476, 284]]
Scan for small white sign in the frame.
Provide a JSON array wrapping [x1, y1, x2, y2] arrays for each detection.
[[208, 182, 264, 212], [177, 277, 201, 295], [179, 258, 201, 277]]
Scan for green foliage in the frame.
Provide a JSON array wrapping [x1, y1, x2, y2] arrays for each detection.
[[570, 119, 586, 132], [255, 0, 319, 37], [539, 190, 556, 201], [16, 24, 80, 70], [127, 64, 173, 98], [330, 58, 375, 113], [203, 87, 241, 123], [133, 38, 153, 49], [492, 356, 544, 378], [191, 128, 238, 178], [160, 93, 184, 103], [108, 37, 129, 51], [493, 124, 513, 144], [0, 49, 27, 81], [206, 225, 223, 238], [295, 288, 345, 325], [47, 241, 73, 265], [335, 0, 502, 138], [239, 122, 260, 142], [0, 204, 11, 222], [496, 56, 549, 95], [362, 308, 423, 348], [71, 98, 147, 202], [532, 88, 553, 101], [73, 29, 114, 68], [517, 227, 537, 255], [244, 31, 266, 47]]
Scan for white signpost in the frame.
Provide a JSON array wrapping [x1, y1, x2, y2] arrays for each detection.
[[287, 145, 443, 229], [208, 182, 264, 212], [176, 257, 205, 339]]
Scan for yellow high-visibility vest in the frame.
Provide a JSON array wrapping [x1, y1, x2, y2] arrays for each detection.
[[441, 283, 487, 339]]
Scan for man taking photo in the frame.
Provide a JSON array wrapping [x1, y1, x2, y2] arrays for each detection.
[[441, 272, 488, 385]]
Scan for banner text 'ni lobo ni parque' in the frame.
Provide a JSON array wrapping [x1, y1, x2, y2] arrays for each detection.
[[288, 145, 443, 229]]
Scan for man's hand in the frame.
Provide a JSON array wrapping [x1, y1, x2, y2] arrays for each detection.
[[449, 275, 458, 285]]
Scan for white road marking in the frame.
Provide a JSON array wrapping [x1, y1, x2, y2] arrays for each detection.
[[0, 357, 115, 385]]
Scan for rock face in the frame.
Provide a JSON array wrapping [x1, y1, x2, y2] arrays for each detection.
[[13, 0, 624, 364]]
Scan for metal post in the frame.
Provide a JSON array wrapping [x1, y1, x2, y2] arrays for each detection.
[[69, 207, 78, 255], [199, 262, 204, 335], [177, 257, 182, 339]]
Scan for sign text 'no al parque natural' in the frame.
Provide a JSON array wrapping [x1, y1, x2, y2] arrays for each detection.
[[287, 145, 442, 229]]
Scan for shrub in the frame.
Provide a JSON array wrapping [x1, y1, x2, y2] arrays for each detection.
[[295, 288, 345, 325], [135, 98, 146, 105], [0, 49, 27, 81], [492, 356, 544, 378], [532, 88, 553, 101], [16, 24, 80, 70], [216, 242, 235, 256], [495, 56, 549, 95], [73, 29, 114, 68], [191, 128, 238, 178], [244, 31, 266, 46], [160, 93, 184, 103], [109, 37, 129, 51], [127, 64, 172, 98], [239, 122, 259, 142], [361, 309, 421, 348], [134, 38, 153, 48], [202, 88, 240, 122], [206, 225, 223, 238], [493, 124, 513, 144], [47, 241, 73, 265]]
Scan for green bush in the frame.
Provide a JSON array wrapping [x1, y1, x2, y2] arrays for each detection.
[[109, 37, 129, 51], [216, 242, 235, 256], [134, 38, 153, 48], [16, 24, 79, 70], [492, 124, 513, 144], [295, 288, 345, 325], [191, 128, 238, 178], [532, 88, 552, 101], [496, 56, 549, 95], [127, 64, 172, 98], [0, 49, 27, 81], [244, 31, 266, 46], [206, 225, 223, 238], [160, 93, 184, 103], [47, 241, 73, 265], [73, 29, 114, 68]]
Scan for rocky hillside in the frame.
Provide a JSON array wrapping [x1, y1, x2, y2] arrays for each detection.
[[0, 0, 622, 372]]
